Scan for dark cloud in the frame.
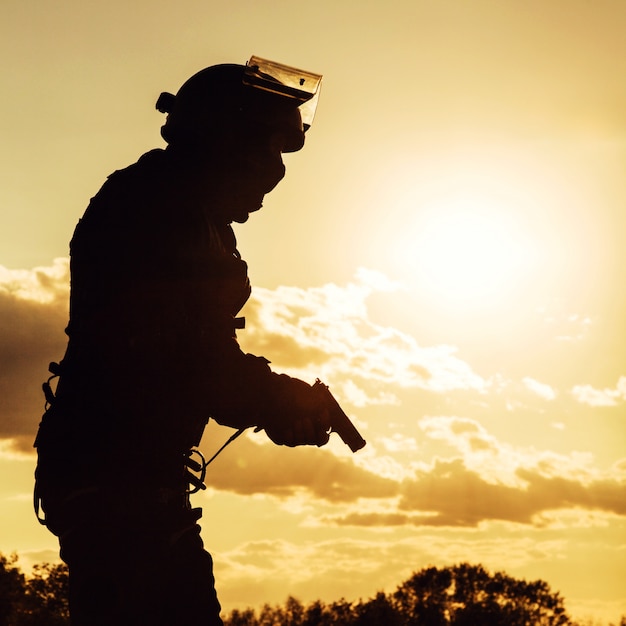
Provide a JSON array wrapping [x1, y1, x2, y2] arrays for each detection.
[[242, 327, 329, 369], [0, 281, 68, 452], [515, 468, 626, 517], [321, 512, 426, 527], [201, 432, 397, 502], [239, 296, 330, 369], [325, 459, 626, 528], [399, 459, 535, 526], [200, 424, 626, 528]]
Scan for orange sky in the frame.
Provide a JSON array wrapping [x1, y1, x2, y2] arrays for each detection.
[[1, 0, 625, 622]]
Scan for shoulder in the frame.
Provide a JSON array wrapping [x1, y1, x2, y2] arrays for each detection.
[[83, 149, 176, 219], [71, 149, 176, 249], [103, 148, 170, 192]]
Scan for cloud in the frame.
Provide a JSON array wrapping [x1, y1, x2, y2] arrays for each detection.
[[317, 456, 626, 530], [315, 414, 626, 529], [397, 459, 626, 527], [571, 377, 626, 407], [0, 262, 482, 454], [536, 308, 593, 343], [239, 269, 486, 404], [417, 415, 620, 486], [212, 533, 572, 615], [418, 416, 506, 477], [4, 262, 623, 533], [201, 431, 398, 503], [199, 414, 626, 531], [0, 261, 488, 453], [214, 537, 406, 613], [523, 377, 557, 401], [0, 260, 69, 304], [0, 260, 69, 452], [555, 314, 593, 342]]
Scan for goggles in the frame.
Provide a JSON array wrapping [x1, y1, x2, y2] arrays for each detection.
[[243, 56, 322, 130]]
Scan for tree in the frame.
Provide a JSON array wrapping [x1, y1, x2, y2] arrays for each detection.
[[21, 562, 69, 625], [283, 595, 305, 626], [0, 553, 26, 626], [0, 554, 69, 626], [355, 591, 402, 626], [393, 563, 572, 626], [323, 598, 356, 626], [225, 607, 258, 626], [1, 553, 585, 626], [393, 565, 452, 625]]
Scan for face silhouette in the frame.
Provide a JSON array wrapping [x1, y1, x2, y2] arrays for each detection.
[[217, 122, 289, 223]]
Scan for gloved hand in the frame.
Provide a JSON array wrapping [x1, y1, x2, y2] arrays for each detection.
[[263, 375, 332, 447]]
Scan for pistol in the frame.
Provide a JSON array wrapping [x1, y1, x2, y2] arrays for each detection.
[[313, 379, 366, 452]]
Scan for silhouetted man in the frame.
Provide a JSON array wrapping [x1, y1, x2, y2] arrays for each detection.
[[34, 57, 332, 626]]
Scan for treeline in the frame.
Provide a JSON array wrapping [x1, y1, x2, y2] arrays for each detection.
[[1, 553, 624, 625], [223, 563, 625, 626], [0, 554, 68, 625]]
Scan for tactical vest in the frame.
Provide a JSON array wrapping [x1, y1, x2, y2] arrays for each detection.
[[37, 149, 255, 490]]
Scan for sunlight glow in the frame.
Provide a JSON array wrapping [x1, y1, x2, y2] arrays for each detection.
[[420, 211, 527, 298], [407, 193, 538, 308]]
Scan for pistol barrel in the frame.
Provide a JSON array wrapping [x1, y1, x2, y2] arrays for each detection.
[[313, 379, 366, 452]]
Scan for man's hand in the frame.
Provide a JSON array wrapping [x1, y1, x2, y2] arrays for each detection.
[[263, 376, 332, 447]]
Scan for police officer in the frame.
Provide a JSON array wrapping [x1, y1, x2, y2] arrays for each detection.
[[34, 57, 330, 626]]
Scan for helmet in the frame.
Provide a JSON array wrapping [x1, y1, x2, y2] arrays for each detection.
[[156, 56, 322, 153]]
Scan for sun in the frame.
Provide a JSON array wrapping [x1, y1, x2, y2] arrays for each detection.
[[368, 156, 548, 315], [407, 196, 537, 308]]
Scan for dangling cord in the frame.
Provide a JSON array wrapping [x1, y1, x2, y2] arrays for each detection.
[[35, 362, 64, 525], [185, 426, 250, 494], [205, 427, 248, 467]]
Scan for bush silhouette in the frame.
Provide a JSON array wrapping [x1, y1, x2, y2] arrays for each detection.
[[1, 553, 624, 625], [0, 554, 68, 625]]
